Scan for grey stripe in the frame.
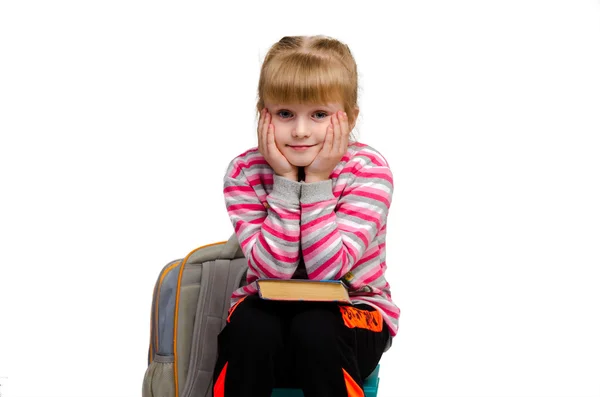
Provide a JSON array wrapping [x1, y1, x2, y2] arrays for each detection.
[[353, 177, 393, 192], [255, 242, 300, 272], [298, 202, 336, 224], [335, 213, 381, 231], [302, 238, 342, 273], [340, 194, 389, 211], [300, 220, 338, 248]]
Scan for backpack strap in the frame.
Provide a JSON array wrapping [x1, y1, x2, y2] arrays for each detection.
[[179, 255, 247, 397], [219, 233, 245, 260]]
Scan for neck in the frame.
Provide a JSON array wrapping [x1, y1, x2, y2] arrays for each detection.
[[298, 167, 305, 182]]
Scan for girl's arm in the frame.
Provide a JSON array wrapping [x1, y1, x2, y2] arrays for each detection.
[[299, 160, 393, 281], [224, 160, 301, 281]]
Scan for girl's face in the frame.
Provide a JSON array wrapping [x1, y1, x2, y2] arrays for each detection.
[[263, 101, 352, 167]]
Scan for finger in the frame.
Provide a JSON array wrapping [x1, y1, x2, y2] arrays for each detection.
[[257, 108, 263, 134], [257, 109, 266, 149], [332, 112, 342, 154], [261, 110, 270, 154], [324, 122, 334, 153], [266, 121, 277, 155], [340, 111, 350, 153], [257, 109, 262, 149]]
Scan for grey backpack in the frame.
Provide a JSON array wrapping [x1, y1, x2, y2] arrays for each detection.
[[142, 233, 247, 397]]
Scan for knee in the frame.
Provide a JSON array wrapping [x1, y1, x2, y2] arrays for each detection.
[[224, 301, 283, 350], [289, 307, 342, 353]]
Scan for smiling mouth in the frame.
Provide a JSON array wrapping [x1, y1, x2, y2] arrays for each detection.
[[287, 145, 315, 148]]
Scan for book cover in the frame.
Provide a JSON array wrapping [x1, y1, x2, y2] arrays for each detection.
[[256, 278, 352, 304]]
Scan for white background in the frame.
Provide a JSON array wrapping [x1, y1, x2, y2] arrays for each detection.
[[1, 1, 599, 396]]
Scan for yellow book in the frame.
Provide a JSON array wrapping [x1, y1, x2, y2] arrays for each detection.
[[256, 278, 352, 304]]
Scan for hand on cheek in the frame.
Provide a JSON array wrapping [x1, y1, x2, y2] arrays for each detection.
[[257, 109, 298, 181], [304, 111, 349, 183]]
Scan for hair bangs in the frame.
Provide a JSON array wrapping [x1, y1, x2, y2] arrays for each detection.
[[261, 53, 347, 106]]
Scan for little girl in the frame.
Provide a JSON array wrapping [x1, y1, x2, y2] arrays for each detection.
[[213, 35, 400, 397]]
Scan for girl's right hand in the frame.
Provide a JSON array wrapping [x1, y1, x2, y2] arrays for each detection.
[[257, 108, 298, 180]]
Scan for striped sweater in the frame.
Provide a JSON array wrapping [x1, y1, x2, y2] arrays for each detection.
[[223, 142, 400, 336]]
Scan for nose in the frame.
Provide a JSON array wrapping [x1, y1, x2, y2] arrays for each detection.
[[292, 118, 311, 138]]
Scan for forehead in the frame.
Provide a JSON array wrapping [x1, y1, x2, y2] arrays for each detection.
[[265, 101, 343, 110]]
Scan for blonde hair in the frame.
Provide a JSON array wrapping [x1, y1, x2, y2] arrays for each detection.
[[256, 35, 360, 140]]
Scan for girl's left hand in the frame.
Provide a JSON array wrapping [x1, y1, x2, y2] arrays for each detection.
[[304, 111, 350, 182]]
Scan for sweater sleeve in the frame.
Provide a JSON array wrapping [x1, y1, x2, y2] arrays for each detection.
[[224, 160, 302, 280], [299, 160, 393, 280]]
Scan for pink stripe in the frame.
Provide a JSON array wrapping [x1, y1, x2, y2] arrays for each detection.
[[358, 168, 392, 181], [263, 221, 299, 242], [249, 247, 279, 279], [239, 234, 256, 251], [379, 260, 387, 272], [227, 203, 264, 211], [224, 185, 254, 194], [339, 203, 381, 219], [228, 151, 263, 178], [246, 173, 273, 183], [262, 175, 275, 184], [231, 283, 258, 299], [335, 224, 369, 249], [257, 233, 298, 263], [269, 211, 300, 220], [302, 228, 338, 258], [347, 191, 390, 209], [302, 211, 335, 231], [361, 272, 381, 286], [303, 219, 332, 236], [355, 248, 380, 266], [357, 152, 387, 166], [328, 155, 353, 178], [354, 185, 390, 197], [332, 186, 345, 198], [359, 267, 383, 286], [238, 147, 259, 158], [227, 210, 262, 220], [360, 298, 399, 318], [338, 205, 381, 223], [247, 177, 269, 187], [309, 250, 343, 280], [230, 167, 241, 179], [338, 211, 381, 231], [238, 158, 269, 170], [246, 273, 259, 284]]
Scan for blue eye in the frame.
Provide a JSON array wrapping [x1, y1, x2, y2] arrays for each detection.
[[276, 110, 329, 119]]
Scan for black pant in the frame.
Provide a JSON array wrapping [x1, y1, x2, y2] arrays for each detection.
[[213, 295, 390, 397]]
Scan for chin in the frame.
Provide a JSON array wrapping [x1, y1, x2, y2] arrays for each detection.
[[289, 160, 312, 167], [284, 149, 318, 168], [287, 155, 317, 168]]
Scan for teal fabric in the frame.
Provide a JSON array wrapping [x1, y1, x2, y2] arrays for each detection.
[[271, 364, 380, 397]]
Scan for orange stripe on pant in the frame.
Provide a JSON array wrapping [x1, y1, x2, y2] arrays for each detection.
[[213, 362, 228, 397], [339, 305, 384, 332], [226, 296, 248, 323], [343, 368, 365, 397]]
